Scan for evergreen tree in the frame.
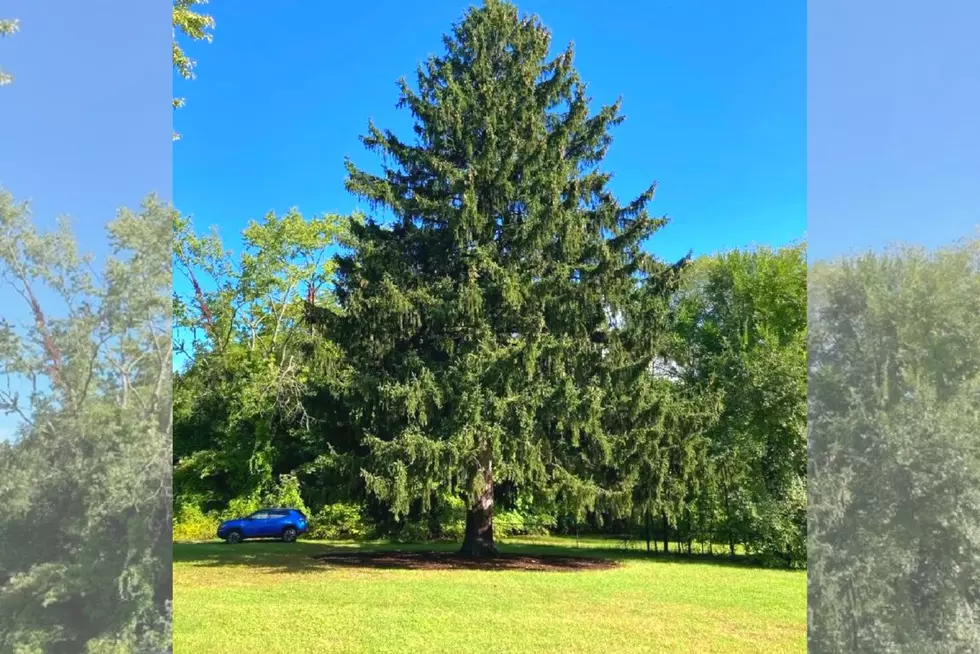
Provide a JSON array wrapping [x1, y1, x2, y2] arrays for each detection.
[[315, 0, 685, 556]]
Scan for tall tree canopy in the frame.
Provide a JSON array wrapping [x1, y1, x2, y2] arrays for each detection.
[[173, 209, 348, 507], [0, 190, 172, 652], [676, 244, 807, 565], [808, 240, 980, 652], [314, 0, 686, 556]]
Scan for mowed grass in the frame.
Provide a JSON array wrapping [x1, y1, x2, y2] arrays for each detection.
[[173, 536, 805, 653]]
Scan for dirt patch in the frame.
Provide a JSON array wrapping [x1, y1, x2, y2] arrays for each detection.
[[310, 550, 619, 572]]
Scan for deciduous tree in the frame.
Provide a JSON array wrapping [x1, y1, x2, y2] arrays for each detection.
[[675, 244, 807, 565], [0, 190, 172, 652], [173, 209, 348, 507], [173, 0, 214, 140], [809, 239, 980, 652]]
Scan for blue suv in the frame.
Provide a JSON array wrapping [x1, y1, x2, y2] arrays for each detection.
[[217, 508, 308, 544]]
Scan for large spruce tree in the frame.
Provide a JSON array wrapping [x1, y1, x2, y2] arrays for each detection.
[[321, 0, 685, 556]]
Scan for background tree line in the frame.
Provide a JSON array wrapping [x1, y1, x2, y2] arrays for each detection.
[[172, 217, 808, 566], [808, 238, 980, 652]]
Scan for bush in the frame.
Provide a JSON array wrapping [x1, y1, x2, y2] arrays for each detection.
[[441, 518, 465, 540], [173, 503, 218, 542], [746, 476, 807, 569], [262, 473, 309, 516], [174, 475, 319, 543], [307, 502, 372, 540], [493, 510, 543, 537], [173, 477, 315, 543], [433, 493, 466, 539], [388, 505, 555, 542], [495, 509, 555, 537], [392, 520, 430, 543], [217, 495, 262, 522]]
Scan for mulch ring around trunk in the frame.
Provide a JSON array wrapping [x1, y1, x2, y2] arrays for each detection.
[[309, 550, 620, 572]]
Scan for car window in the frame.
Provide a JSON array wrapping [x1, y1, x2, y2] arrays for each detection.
[[250, 512, 269, 520]]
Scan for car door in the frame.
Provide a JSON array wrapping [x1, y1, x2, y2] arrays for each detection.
[[265, 510, 288, 536], [244, 511, 270, 538]]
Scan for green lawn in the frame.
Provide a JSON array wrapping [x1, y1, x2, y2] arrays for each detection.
[[173, 536, 806, 653]]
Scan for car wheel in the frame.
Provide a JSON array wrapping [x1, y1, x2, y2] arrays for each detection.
[[282, 527, 297, 543], [226, 530, 243, 544]]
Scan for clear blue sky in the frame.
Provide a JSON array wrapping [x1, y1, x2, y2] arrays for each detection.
[[174, 0, 806, 266], [808, 0, 980, 261]]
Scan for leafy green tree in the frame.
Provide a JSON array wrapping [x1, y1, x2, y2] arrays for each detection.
[[809, 239, 980, 652], [675, 244, 807, 565], [0, 189, 172, 652], [173, 0, 214, 140], [314, 0, 685, 556], [173, 209, 349, 509], [0, 17, 18, 87]]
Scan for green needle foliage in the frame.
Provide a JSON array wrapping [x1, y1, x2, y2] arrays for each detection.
[[312, 0, 688, 555]]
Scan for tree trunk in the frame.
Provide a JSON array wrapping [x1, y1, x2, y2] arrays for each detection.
[[721, 471, 735, 559], [645, 511, 651, 553], [460, 458, 497, 557], [428, 492, 442, 539], [662, 514, 669, 553]]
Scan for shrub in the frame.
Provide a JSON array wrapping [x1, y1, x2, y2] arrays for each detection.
[[172, 503, 218, 542], [217, 495, 262, 522], [433, 493, 466, 539], [441, 518, 465, 540], [746, 476, 807, 569], [262, 473, 309, 516], [392, 520, 430, 543], [495, 509, 555, 537], [308, 502, 372, 540], [389, 505, 556, 543]]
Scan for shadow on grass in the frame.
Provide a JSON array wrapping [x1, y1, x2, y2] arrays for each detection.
[[173, 538, 797, 575], [309, 550, 617, 571]]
